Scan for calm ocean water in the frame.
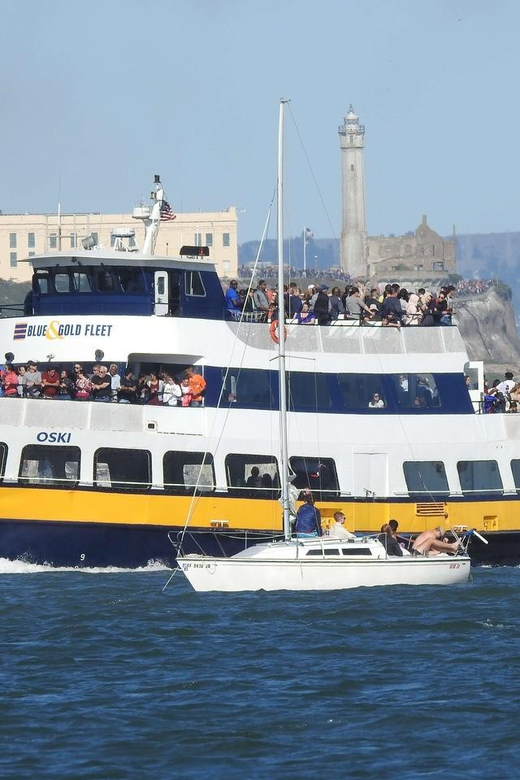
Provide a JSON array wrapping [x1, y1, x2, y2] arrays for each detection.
[[0, 561, 518, 780]]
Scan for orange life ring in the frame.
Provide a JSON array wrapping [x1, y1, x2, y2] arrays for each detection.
[[269, 320, 287, 344]]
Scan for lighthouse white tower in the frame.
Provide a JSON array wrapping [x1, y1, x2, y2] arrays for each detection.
[[339, 106, 367, 277]]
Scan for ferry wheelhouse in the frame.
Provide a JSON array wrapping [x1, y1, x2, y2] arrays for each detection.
[[0, 179, 518, 567]]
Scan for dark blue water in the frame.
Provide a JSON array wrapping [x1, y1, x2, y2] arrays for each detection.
[[1, 563, 518, 780]]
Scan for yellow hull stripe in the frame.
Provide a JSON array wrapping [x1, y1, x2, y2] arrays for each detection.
[[0, 487, 518, 535]]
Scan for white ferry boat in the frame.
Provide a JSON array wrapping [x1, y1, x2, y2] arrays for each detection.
[[0, 177, 517, 567]]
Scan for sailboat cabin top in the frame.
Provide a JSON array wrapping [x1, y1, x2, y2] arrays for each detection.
[[22, 249, 227, 319]]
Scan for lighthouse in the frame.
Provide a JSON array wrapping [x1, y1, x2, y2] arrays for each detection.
[[339, 106, 367, 278]]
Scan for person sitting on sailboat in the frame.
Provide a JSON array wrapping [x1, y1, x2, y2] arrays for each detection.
[[326, 512, 356, 540], [412, 527, 461, 556], [294, 490, 322, 538]]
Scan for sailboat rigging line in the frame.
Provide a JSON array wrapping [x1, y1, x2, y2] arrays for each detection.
[[287, 102, 339, 244], [177, 189, 278, 548]]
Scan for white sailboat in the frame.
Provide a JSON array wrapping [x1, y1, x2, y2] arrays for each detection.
[[176, 100, 472, 592]]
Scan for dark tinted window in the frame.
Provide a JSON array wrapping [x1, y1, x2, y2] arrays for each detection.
[[94, 448, 151, 491], [94, 268, 118, 292], [185, 271, 206, 297], [117, 267, 145, 293], [289, 456, 339, 500], [0, 442, 7, 482], [457, 460, 503, 496], [163, 451, 215, 495], [392, 374, 440, 409], [221, 368, 274, 408], [19, 445, 80, 488], [288, 372, 331, 411], [72, 271, 93, 292], [403, 461, 449, 498], [511, 460, 520, 493], [337, 374, 384, 410], [225, 454, 280, 499]]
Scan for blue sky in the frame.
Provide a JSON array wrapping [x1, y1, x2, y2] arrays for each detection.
[[0, 0, 518, 244]]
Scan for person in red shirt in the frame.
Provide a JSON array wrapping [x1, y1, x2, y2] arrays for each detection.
[[185, 366, 206, 407], [3, 364, 19, 397], [42, 367, 60, 398]]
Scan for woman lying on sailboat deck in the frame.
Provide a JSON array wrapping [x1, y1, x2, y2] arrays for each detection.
[[412, 527, 461, 556]]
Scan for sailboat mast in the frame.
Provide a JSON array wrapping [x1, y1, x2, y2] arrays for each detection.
[[277, 99, 291, 541]]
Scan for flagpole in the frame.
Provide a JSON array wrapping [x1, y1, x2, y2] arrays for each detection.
[[303, 227, 307, 276]]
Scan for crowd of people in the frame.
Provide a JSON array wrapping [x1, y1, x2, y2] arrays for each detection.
[[226, 279, 459, 327], [0, 355, 206, 406], [483, 371, 520, 414]]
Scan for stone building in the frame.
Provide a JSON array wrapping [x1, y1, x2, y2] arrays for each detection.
[[0, 205, 238, 283]]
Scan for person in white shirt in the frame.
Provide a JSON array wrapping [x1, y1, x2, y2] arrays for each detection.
[[368, 393, 385, 408], [326, 512, 356, 540], [497, 371, 515, 396]]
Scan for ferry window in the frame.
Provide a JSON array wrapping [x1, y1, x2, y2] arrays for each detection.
[[94, 268, 118, 293], [338, 374, 384, 410], [19, 445, 80, 488], [94, 448, 151, 491], [223, 233, 230, 247], [163, 451, 215, 495], [72, 271, 92, 293], [205, 233, 213, 247], [0, 442, 7, 482], [185, 270, 206, 297], [510, 460, 520, 493], [225, 454, 280, 499], [28, 233, 35, 249], [457, 460, 503, 496], [221, 368, 274, 408], [34, 271, 50, 295], [287, 373, 331, 411], [117, 267, 144, 293], [403, 461, 449, 498], [392, 374, 440, 409], [289, 456, 339, 500], [54, 272, 71, 293]]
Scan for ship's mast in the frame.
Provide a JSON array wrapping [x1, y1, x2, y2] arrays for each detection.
[[140, 175, 165, 255]]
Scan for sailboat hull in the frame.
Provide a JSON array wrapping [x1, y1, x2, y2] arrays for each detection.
[[177, 554, 471, 592]]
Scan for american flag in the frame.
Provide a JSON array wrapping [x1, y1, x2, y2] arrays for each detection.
[[160, 199, 177, 221]]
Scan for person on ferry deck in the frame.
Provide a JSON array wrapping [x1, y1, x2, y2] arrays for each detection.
[[57, 370, 74, 400], [253, 280, 270, 320], [185, 366, 206, 407], [368, 393, 385, 408], [17, 365, 27, 397], [328, 287, 345, 321], [296, 302, 316, 325], [42, 367, 60, 398], [25, 361, 42, 399], [91, 365, 111, 402], [109, 364, 121, 402], [326, 512, 356, 540], [295, 490, 322, 538], [3, 364, 19, 397], [74, 368, 92, 401], [225, 280, 242, 316], [147, 370, 164, 405], [118, 368, 137, 404], [412, 526, 460, 556], [162, 373, 182, 406]]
